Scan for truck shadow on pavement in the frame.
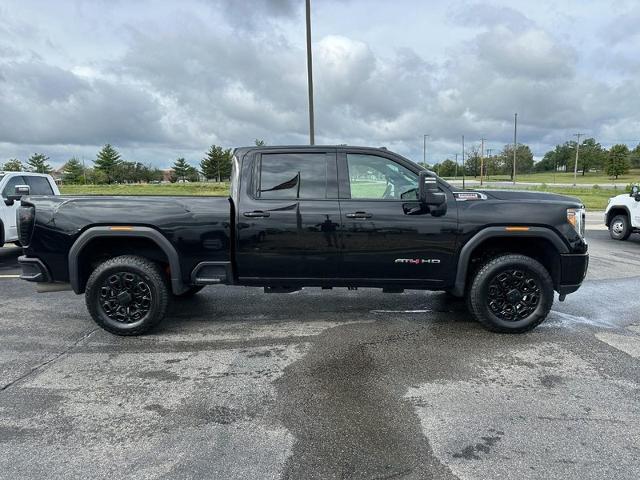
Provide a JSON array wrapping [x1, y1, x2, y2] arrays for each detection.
[[0, 246, 21, 275]]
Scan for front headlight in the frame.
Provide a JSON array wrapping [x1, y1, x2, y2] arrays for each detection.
[[567, 207, 586, 237]]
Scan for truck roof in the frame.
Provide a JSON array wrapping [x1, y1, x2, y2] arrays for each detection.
[[233, 145, 394, 158]]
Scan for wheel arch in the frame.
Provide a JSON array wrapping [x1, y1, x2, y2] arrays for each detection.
[[605, 206, 630, 227], [69, 226, 188, 295], [450, 226, 569, 297]]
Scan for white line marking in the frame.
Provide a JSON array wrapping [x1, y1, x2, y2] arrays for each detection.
[[371, 309, 432, 314]]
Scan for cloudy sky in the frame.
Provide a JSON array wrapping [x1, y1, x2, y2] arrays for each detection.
[[1, 0, 639, 169]]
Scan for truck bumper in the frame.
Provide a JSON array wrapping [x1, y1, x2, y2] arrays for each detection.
[[18, 255, 51, 282], [557, 252, 589, 296]]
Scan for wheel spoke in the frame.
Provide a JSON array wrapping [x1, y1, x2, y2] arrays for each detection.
[[487, 268, 541, 322], [98, 271, 153, 324]]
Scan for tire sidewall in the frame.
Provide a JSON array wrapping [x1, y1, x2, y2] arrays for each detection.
[[609, 215, 629, 240], [87, 263, 165, 334], [473, 257, 554, 332]]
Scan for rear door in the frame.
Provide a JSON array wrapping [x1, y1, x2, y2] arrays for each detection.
[[235, 149, 342, 280], [24, 176, 55, 196], [1, 175, 26, 241], [337, 149, 458, 285]]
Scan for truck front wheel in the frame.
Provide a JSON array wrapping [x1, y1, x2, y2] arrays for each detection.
[[609, 214, 631, 240], [467, 254, 554, 333], [85, 255, 169, 336]]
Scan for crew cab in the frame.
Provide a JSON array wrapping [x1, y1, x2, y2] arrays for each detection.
[[1, 171, 59, 247], [16, 146, 589, 335], [605, 184, 640, 240]]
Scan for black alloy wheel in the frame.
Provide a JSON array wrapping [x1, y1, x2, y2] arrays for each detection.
[[85, 255, 169, 335], [467, 254, 554, 333], [486, 268, 542, 321], [99, 271, 153, 323]]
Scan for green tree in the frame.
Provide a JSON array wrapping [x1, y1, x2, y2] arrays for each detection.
[[201, 145, 232, 181], [27, 153, 52, 174], [630, 144, 640, 169], [2, 158, 24, 171], [605, 144, 630, 179], [172, 158, 192, 182], [576, 138, 606, 175], [62, 158, 85, 184], [437, 159, 458, 177], [254, 139, 266, 146], [94, 144, 122, 184], [464, 146, 481, 177], [499, 144, 534, 178]]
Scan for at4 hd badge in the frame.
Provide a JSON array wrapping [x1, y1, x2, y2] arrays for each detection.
[[394, 258, 441, 265]]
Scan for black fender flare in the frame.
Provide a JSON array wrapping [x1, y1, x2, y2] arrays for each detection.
[[68, 226, 188, 295], [605, 206, 631, 227], [449, 226, 569, 297]]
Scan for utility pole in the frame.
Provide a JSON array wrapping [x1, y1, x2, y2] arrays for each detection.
[[305, 0, 315, 145], [486, 148, 493, 180], [423, 134, 430, 167], [462, 135, 466, 189], [454, 153, 458, 180], [480, 137, 486, 186], [82, 157, 87, 184], [573, 133, 584, 186], [513, 113, 517, 184]]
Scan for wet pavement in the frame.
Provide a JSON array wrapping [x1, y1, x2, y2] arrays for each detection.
[[0, 222, 639, 479]]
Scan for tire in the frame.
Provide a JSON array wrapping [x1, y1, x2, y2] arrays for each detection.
[[609, 214, 631, 241], [467, 254, 554, 333], [174, 285, 205, 298], [85, 255, 169, 336]]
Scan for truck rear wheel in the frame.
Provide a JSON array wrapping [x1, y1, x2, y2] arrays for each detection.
[[467, 254, 553, 333], [609, 214, 631, 240], [85, 255, 169, 336]]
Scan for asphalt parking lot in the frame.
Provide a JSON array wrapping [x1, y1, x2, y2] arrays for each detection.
[[1, 213, 639, 480]]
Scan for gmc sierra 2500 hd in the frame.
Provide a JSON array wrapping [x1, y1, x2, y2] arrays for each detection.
[[16, 146, 588, 335]]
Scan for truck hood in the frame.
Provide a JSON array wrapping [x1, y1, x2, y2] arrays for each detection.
[[478, 189, 583, 206]]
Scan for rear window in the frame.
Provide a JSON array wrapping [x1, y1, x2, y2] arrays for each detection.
[[25, 176, 54, 195], [258, 153, 327, 199]]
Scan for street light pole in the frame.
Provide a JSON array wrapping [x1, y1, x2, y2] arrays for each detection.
[[462, 135, 466, 189], [305, 0, 315, 145], [454, 153, 458, 180], [513, 113, 517, 185], [573, 133, 584, 186], [480, 137, 486, 186], [423, 134, 429, 167]]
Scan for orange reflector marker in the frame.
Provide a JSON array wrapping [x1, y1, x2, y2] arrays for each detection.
[[505, 226, 530, 232], [110, 226, 134, 231]]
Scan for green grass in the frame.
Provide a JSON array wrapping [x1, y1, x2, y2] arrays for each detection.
[[443, 170, 640, 185], [58, 180, 614, 210], [60, 182, 230, 196], [489, 185, 616, 210]]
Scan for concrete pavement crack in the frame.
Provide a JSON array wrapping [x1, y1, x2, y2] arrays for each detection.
[[0, 327, 99, 393]]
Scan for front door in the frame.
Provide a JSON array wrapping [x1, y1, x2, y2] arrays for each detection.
[[1, 175, 26, 242], [337, 150, 458, 286], [236, 149, 342, 280]]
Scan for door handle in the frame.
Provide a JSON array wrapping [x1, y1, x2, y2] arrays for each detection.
[[243, 210, 271, 218], [346, 211, 372, 219]]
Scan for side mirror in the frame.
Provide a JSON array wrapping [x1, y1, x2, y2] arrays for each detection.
[[4, 184, 30, 206], [419, 171, 446, 206]]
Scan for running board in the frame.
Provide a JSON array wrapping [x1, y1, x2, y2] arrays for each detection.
[[190, 262, 233, 285]]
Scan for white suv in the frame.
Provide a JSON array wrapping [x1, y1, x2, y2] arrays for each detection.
[[604, 184, 640, 241], [1, 172, 60, 246]]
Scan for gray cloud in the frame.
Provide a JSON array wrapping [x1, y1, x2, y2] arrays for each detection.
[[0, 0, 639, 168]]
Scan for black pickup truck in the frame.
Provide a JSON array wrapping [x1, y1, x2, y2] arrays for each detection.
[[16, 146, 588, 335]]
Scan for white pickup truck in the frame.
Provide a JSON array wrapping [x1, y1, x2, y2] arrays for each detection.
[[1, 172, 60, 246], [605, 184, 640, 240]]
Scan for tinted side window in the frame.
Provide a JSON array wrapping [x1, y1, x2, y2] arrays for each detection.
[[25, 176, 54, 195], [347, 154, 418, 200], [259, 153, 327, 199], [2, 176, 26, 197]]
